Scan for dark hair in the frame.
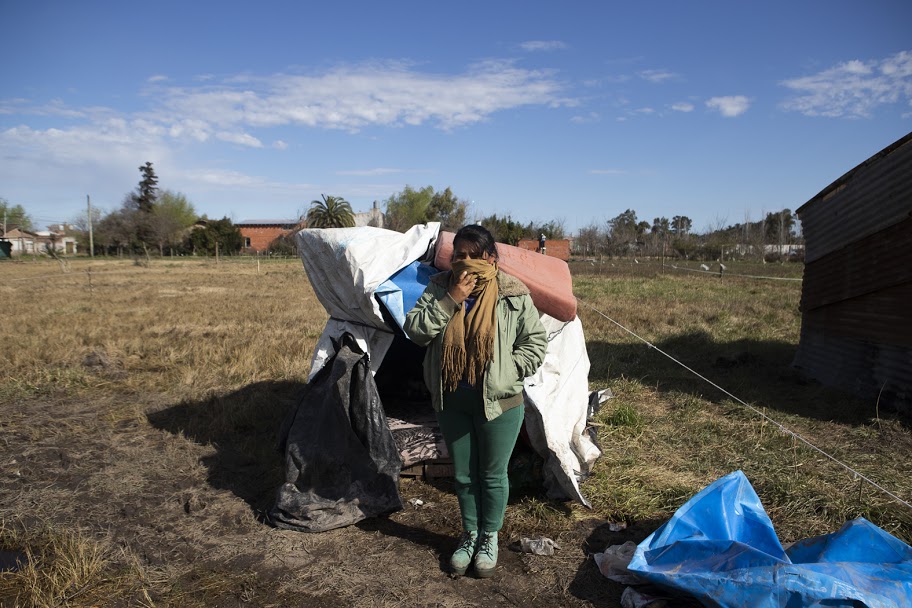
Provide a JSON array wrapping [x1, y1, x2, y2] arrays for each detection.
[[453, 224, 498, 260]]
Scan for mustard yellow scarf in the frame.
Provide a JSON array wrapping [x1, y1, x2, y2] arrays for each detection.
[[441, 259, 499, 392]]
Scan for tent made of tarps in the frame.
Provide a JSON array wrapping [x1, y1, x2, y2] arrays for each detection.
[[271, 223, 600, 531]]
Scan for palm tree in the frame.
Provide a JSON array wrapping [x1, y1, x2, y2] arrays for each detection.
[[306, 194, 355, 228]]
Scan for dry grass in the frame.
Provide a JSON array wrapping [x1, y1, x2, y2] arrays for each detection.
[[573, 266, 912, 544], [2, 257, 323, 607], [1, 257, 322, 402], [1, 256, 910, 607], [0, 520, 131, 607]]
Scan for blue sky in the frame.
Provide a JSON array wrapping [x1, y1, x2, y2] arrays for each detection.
[[2, 1, 910, 234]]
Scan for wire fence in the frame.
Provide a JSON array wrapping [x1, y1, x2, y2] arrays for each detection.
[[568, 257, 804, 282], [2, 254, 304, 283]]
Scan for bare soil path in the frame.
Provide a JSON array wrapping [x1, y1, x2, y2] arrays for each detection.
[[2, 389, 638, 607]]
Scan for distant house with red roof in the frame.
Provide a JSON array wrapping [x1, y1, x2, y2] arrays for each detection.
[[236, 219, 300, 253], [237, 203, 385, 254]]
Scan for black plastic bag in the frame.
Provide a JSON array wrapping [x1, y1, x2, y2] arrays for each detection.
[[269, 333, 402, 532]]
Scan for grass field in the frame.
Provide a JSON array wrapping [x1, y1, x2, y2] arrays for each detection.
[[1, 255, 910, 607]]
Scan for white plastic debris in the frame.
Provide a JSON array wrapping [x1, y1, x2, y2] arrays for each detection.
[[407, 498, 435, 509], [609, 521, 628, 532], [593, 541, 640, 584], [519, 536, 561, 556]]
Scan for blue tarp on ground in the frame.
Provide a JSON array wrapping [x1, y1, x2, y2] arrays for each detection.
[[628, 470, 912, 608]]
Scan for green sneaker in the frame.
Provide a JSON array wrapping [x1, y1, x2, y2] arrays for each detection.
[[474, 531, 498, 578], [449, 530, 478, 575]]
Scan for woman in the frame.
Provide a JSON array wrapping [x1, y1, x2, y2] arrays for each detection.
[[404, 224, 547, 577]]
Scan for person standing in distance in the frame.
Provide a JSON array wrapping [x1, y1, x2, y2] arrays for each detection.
[[404, 224, 547, 578]]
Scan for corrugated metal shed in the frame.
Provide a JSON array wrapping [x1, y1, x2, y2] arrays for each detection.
[[797, 132, 912, 264], [794, 131, 912, 415]]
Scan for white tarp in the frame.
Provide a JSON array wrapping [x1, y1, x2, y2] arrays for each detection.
[[524, 314, 600, 506], [297, 223, 439, 377], [294, 223, 600, 505]]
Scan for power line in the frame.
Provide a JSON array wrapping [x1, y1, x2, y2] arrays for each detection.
[[669, 264, 803, 282]]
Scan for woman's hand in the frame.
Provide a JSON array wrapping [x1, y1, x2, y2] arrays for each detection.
[[448, 270, 477, 304]]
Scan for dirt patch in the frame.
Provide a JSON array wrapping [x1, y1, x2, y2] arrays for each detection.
[[0, 392, 641, 607]]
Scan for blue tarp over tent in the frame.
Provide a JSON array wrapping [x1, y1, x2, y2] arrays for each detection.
[[628, 470, 912, 607], [375, 261, 436, 332]]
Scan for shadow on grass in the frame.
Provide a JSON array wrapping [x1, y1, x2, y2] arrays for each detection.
[[567, 517, 670, 607], [587, 330, 909, 428], [147, 380, 303, 514], [355, 516, 454, 571]]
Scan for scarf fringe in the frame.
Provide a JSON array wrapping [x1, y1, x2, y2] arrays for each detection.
[[442, 344, 467, 392], [464, 335, 494, 388]]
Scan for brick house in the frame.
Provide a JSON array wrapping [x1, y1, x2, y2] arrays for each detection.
[[238, 205, 384, 254], [236, 220, 300, 254]]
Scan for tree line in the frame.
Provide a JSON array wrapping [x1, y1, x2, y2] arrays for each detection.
[[3, 166, 801, 261], [89, 163, 243, 257], [296, 185, 567, 249], [575, 208, 801, 262]]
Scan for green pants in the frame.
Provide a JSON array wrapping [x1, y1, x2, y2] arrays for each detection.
[[437, 387, 525, 533]]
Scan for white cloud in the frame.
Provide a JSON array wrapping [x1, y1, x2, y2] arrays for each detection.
[[519, 40, 567, 52], [0, 98, 109, 119], [671, 102, 694, 112], [706, 95, 750, 117], [180, 168, 266, 188], [0, 60, 572, 214], [174, 168, 317, 200], [639, 69, 676, 83], [0, 119, 173, 211], [154, 60, 569, 132], [2, 119, 168, 166], [215, 131, 263, 148], [570, 112, 600, 124], [780, 50, 912, 118], [147, 74, 168, 83], [168, 119, 210, 142]]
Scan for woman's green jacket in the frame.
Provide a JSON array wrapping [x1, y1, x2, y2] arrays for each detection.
[[404, 269, 547, 421]]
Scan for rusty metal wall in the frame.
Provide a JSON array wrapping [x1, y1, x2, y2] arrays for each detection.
[[792, 325, 912, 416], [800, 216, 912, 312], [797, 132, 912, 264], [793, 132, 912, 416]]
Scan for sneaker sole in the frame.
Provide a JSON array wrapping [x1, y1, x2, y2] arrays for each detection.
[[450, 563, 469, 576], [475, 566, 495, 579]]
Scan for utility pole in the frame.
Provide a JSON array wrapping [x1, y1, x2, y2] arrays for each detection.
[[779, 209, 785, 264], [87, 195, 95, 258]]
